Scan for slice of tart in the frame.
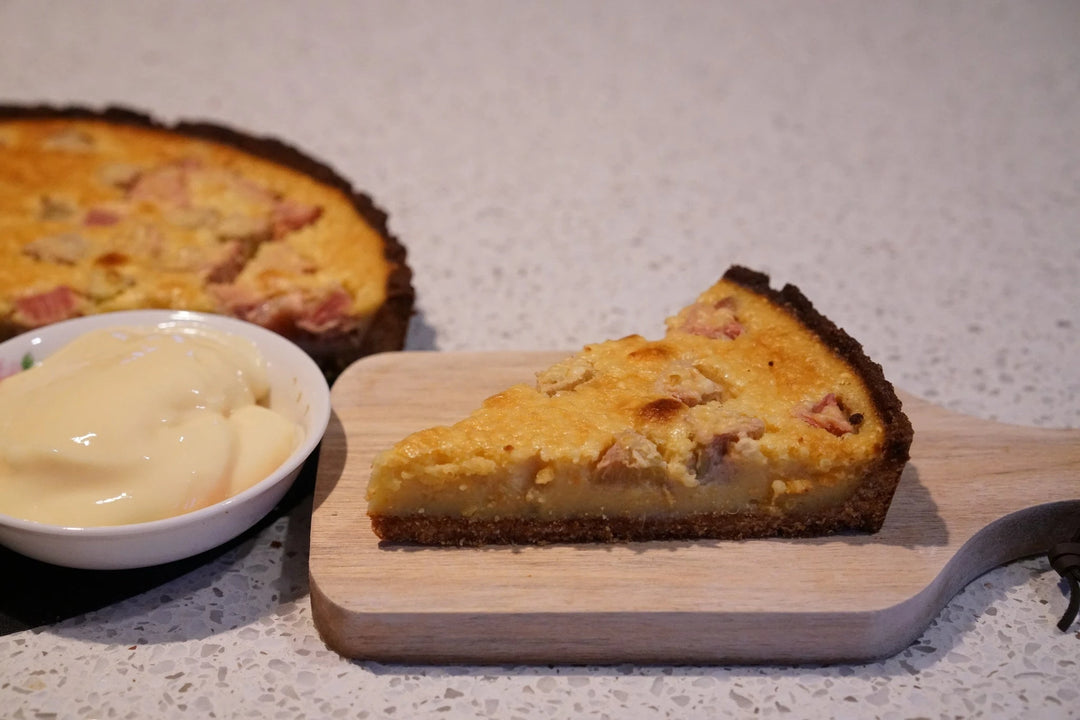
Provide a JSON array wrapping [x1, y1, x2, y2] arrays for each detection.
[[367, 266, 913, 545], [0, 104, 413, 378]]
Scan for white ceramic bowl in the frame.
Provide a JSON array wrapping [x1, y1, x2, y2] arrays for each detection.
[[0, 310, 330, 569]]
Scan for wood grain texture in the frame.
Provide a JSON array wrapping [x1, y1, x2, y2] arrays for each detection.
[[309, 351, 1080, 665]]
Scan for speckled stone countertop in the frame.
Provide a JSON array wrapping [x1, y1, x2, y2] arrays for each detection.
[[2, 1, 1079, 717]]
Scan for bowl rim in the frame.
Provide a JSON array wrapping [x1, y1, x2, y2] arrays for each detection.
[[0, 309, 331, 537]]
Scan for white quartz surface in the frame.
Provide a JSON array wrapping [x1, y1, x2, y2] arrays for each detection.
[[1, 1, 1079, 717]]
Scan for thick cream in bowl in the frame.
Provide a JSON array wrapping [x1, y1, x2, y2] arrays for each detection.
[[0, 310, 330, 569], [0, 323, 302, 526]]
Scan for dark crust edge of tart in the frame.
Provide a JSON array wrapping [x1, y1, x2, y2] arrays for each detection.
[[0, 103, 415, 378], [370, 265, 914, 545]]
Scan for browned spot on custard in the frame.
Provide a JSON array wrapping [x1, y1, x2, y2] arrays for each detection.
[[637, 397, 685, 423], [94, 251, 130, 267], [627, 343, 673, 362]]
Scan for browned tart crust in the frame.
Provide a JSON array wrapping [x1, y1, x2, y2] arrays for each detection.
[[0, 104, 414, 378], [367, 266, 913, 545]]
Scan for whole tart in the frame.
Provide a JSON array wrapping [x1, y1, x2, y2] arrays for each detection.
[[367, 266, 913, 545], [0, 104, 413, 377]]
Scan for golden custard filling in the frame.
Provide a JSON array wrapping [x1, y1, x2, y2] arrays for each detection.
[[367, 278, 887, 522], [0, 118, 392, 323]]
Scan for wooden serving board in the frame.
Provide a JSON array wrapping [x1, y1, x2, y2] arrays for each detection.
[[309, 351, 1080, 665]]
